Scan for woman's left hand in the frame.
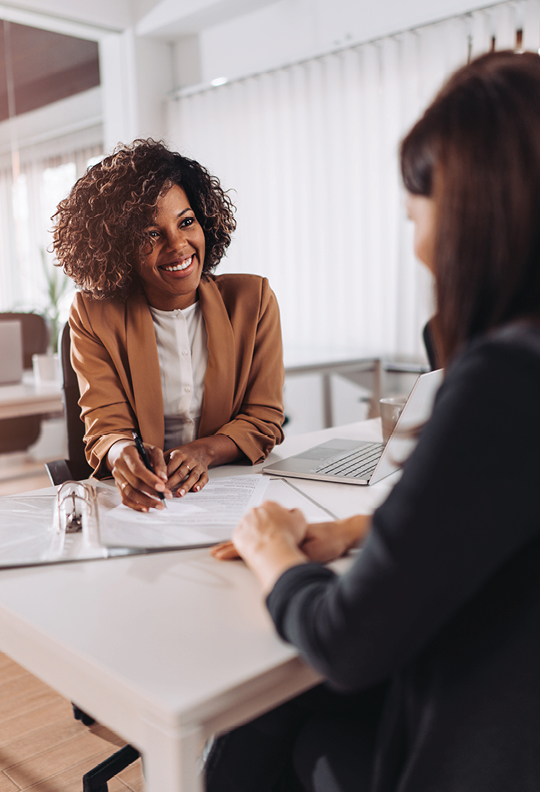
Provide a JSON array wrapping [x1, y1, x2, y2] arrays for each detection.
[[166, 440, 211, 495]]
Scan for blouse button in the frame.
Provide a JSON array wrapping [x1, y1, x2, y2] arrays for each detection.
[[182, 349, 188, 356], [184, 386, 191, 393]]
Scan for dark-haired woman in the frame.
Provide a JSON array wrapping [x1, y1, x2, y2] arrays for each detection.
[[53, 139, 284, 510], [209, 51, 540, 791]]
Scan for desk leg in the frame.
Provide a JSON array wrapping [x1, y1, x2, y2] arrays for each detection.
[[321, 374, 333, 428], [143, 718, 204, 792], [368, 360, 382, 419]]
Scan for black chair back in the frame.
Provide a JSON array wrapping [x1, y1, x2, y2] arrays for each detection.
[[58, 322, 93, 481], [422, 317, 441, 371]]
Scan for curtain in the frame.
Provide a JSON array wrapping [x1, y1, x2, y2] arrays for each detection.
[[0, 143, 102, 320], [168, 0, 536, 358]]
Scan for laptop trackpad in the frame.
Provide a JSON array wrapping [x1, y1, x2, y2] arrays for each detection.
[[295, 439, 361, 460]]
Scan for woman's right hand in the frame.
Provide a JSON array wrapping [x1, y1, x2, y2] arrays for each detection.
[[107, 440, 172, 511]]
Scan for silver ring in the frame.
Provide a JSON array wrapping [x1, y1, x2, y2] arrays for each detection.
[[185, 464, 191, 471], [121, 481, 127, 491]]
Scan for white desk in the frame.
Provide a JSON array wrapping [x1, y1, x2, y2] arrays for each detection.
[[0, 420, 397, 792], [0, 371, 63, 419]]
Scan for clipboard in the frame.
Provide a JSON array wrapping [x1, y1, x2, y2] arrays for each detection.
[[0, 475, 336, 569], [0, 481, 137, 570]]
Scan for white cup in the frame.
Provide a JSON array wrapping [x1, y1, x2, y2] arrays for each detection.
[[380, 396, 407, 443], [32, 353, 60, 385]]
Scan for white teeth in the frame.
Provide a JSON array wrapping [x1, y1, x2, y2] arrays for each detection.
[[163, 256, 193, 272]]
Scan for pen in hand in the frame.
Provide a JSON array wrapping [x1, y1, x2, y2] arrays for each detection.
[[132, 431, 168, 508]]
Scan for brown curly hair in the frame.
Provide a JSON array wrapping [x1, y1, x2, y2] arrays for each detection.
[[52, 139, 236, 299]]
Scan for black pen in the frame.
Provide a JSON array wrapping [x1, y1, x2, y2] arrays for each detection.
[[132, 431, 167, 507]]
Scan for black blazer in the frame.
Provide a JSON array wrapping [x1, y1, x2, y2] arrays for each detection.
[[268, 323, 540, 792]]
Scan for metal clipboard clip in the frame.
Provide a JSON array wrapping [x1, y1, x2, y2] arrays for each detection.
[[48, 481, 102, 561]]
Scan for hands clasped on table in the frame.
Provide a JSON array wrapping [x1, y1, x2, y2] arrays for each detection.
[[212, 501, 371, 593]]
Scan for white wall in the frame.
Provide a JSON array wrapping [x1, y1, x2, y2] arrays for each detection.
[[99, 31, 173, 152], [0, 1, 515, 151], [190, 0, 510, 86], [169, 0, 535, 362]]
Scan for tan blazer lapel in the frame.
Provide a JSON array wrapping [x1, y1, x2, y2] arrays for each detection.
[[126, 294, 164, 448], [198, 277, 235, 437]]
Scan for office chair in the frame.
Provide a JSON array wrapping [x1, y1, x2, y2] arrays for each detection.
[[45, 322, 93, 484], [44, 322, 140, 791], [422, 317, 441, 371], [0, 312, 49, 454]]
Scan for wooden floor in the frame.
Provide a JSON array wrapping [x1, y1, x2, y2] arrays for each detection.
[[0, 652, 145, 791], [0, 457, 145, 790]]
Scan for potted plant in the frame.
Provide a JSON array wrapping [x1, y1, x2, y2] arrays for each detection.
[[41, 248, 71, 354], [29, 250, 72, 384]]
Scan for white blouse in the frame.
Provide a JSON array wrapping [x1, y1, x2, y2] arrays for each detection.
[[149, 301, 209, 451]]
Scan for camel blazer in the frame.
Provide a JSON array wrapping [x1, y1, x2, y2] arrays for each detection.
[[69, 274, 285, 476]]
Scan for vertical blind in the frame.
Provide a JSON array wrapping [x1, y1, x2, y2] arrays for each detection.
[[169, 0, 540, 358]]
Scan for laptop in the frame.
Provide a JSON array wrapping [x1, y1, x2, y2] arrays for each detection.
[[0, 320, 23, 385], [263, 368, 443, 486]]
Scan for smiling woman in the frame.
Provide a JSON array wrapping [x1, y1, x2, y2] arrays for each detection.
[[52, 139, 285, 510]]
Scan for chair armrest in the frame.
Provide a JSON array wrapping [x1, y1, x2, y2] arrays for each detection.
[[44, 459, 74, 485]]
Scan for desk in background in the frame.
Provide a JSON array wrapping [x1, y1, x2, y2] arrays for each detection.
[[0, 419, 395, 792], [0, 371, 63, 420], [284, 346, 429, 427]]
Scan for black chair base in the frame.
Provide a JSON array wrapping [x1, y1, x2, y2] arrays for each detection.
[[72, 704, 140, 790], [82, 744, 140, 792], [72, 703, 95, 727]]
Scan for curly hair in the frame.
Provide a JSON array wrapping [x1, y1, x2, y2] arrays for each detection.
[[52, 139, 236, 299]]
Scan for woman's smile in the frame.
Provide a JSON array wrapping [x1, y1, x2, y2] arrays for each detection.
[[160, 254, 194, 274]]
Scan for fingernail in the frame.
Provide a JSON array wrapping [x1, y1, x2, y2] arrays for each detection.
[[179, 489, 186, 496], [194, 485, 200, 491]]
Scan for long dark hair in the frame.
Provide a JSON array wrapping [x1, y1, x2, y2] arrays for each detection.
[[401, 51, 540, 365]]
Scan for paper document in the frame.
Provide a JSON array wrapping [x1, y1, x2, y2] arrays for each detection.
[[100, 474, 334, 550], [101, 475, 268, 548]]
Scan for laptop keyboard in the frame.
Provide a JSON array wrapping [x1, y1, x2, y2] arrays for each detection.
[[308, 443, 384, 480]]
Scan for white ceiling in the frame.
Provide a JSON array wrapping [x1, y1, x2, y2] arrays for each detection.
[[0, 0, 505, 40], [135, 0, 282, 37]]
